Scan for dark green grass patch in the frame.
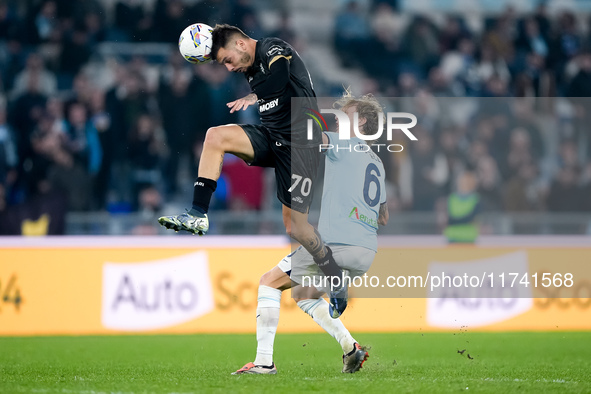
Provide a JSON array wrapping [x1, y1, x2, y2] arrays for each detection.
[[1, 332, 590, 393]]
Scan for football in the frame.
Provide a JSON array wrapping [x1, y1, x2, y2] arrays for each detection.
[[178, 23, 213, 64]]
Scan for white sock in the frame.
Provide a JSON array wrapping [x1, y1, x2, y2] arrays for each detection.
[[254, 285, 282, 366], [297, 298, 356, 354]]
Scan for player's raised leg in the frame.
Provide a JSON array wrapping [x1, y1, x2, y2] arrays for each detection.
[[158, 124, 255, 235]]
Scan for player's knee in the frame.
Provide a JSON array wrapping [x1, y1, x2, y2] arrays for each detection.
[[204, 126, 227, 150], [259, 271, 272, 286], [259, 271, 283, 289]]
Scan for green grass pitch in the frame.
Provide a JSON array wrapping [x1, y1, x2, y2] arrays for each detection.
[[1, 332, 590, 393]]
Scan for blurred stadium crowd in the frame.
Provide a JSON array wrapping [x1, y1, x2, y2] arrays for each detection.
[[0, 0, 591, 235]]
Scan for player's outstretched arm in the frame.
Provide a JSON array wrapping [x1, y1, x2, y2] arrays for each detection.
[[378, 202, 389, 226], [227, 93, 257, 113]]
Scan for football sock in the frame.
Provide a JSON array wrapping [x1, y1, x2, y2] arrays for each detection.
[[312, 245, 344, 286], [297, 297, 355, 354], [191, 177, 217, 214], [254, 285, 281, 366]]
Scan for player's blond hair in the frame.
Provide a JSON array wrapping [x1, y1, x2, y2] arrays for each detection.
[[334, 88, 385, 145]]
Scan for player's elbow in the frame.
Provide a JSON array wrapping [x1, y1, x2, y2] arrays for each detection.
[[284, 222, 295, 239], [378, 209, 389, 226], [284, 221, 305, 242]]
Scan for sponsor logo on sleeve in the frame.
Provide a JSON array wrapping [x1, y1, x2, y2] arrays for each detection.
[[266, 45, 284, 57]]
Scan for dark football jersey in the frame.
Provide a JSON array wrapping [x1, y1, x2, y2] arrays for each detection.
[[244, 37, 321, 147]]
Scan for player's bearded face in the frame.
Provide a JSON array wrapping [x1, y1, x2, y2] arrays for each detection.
[[236, 49, 251, 71], [223, 47, 251, 73]]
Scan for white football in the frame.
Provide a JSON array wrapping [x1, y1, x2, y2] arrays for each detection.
[[178, 23, 213, 64]]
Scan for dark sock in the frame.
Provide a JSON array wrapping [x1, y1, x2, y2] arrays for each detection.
[[192, 177, 217, 214], [313, 245, 343, 279]]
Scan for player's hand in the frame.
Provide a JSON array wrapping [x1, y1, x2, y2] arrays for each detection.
[[227, 93, 257, 113]]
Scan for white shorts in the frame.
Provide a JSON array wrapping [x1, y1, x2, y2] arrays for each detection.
[[276, 244, 376, 294]]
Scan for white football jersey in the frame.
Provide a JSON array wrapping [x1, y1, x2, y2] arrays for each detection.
[[318, 132, 386, 252]]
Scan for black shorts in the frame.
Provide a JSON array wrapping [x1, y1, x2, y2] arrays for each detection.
[[240, 124, 321, 213]]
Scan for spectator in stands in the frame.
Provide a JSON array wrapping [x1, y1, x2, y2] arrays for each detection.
[[567, 50, 591, 94], [159, 68, 200, 195], [0, 1, 17, 41], [439, 128, 464, 194], [532, 2, 551, 41], [113, 0, 149, 42], [482, 11, 516, 63], [59, 28, 92, 87], [409, 127, 449, 211], [128, 55, 159, 93], [501, 127, 534, 181], [0, 105, 17, 209], [131, 185, 163, 235], [465, 139, 490, 171], [334, 1, 372, 67], [10, 73, 48, 164], [128, 113, 165, 210], [515, 17, 548, 58], [476, 155, 503, 212], [439, 15, 471, 53], [46, 129, 94, 211], [365, 2, 401, 83], [475, 43, 511, 91], [159, 51, 191, 87], [400, 16, 440, 76], [472, 116, 506, 167], [514, 52, 546, 97], [83, 11, 106, 46], [119, 70, 152, 139], [46, 97, 67, 137], [152, 0, 191, 43], [29, 0, 60, 44], [12, 53, 57, 99], [269, 12, 299, 50], [566, 52, 591, 156], [547, 165, 582, 212], [25, 115, 55, 196], [503, 161, 543, 212], [88, 89, 111, 209], [580, 162, 591, 212], [439, 37, 480, 95], [512, 98, 545, 159], [231, 0, 263, 38], [549, 12, 582, 88], [427, 67, 455, 96], [63, 102, 102, 178], [63, 73, 94, 114]]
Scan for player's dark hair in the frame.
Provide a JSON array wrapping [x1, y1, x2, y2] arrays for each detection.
[[211, 24, 249, 61]]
